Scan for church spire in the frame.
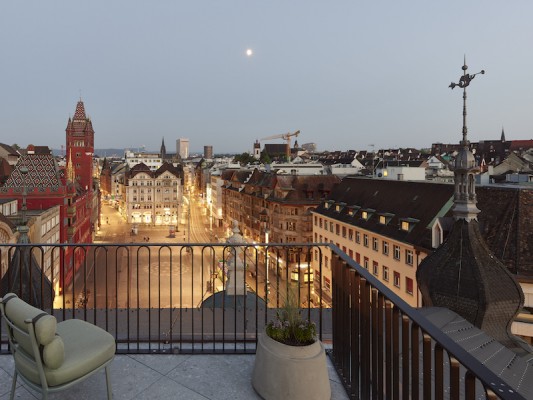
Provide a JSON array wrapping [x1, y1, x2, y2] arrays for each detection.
[[160, 137, 166, 158], [501, 126, 506, 142]]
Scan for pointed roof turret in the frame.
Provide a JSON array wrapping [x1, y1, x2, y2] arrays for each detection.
[[73, 100, 87, 121], [501, 126, 506, 142], [417, 60, 526, 355]]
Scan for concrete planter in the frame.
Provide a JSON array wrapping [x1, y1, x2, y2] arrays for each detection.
[[252, 330, 331, 400]]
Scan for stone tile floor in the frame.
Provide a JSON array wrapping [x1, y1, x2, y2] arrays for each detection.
[[0, 353, 349, 399]]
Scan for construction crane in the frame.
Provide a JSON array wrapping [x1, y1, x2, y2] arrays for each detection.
[[260, 130, 300, 160]]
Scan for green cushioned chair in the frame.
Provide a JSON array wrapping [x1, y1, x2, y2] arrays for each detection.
[[0, 293, 116, 400]]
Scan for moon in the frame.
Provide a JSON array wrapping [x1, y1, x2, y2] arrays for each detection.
[[246, 49, 253, 57]]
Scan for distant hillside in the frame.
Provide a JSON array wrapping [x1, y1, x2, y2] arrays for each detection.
[[52, 148, 126, 158]]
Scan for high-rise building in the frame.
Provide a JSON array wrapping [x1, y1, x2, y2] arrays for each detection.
[[204, 145, 213, 159], [176, 138, 189, 160]]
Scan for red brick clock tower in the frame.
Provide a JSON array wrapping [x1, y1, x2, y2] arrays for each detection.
[[65, 100, 94, 192]]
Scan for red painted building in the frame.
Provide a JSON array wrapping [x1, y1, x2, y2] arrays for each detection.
[[0, 100, 97, 293]]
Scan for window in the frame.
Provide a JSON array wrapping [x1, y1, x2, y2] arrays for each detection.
[[355, 231, 361, 244], [383, 266, 389, 281], [393, 271, 400, 288], [361, 211, 368, 220], [342, 226, 346, 238], [325, 256, 329, 269], [379, 215, 386, 224], [372, 261, 379, 276], [406, 277, 414, 295], [329, 222, 334, 233], [363, 234, 369, 247], [405, 249, 413, 266], [324, 277, 331, 291], [382, 241, 389, 255], [348, 229, 353, 240], [336, 224, 340, 235], [349, 249, 353, 259], [363, 257, 369, 269], [401, 221, 410, 231], [319, 218, 323, 228], [393, 245, 401, 260], [372, 237, 378, 251]]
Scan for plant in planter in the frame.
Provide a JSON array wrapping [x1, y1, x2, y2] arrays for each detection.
[[252, 295, 331, 400], [265, 298, 317, 346]]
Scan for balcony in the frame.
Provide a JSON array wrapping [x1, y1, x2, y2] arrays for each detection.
[[0, 243, 528, 399]]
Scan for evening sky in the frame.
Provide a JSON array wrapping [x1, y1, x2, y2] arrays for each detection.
[[1, 1, 532, 154]]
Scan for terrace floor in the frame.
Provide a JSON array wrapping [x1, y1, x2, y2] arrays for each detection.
[[0, 352, 349, 399]]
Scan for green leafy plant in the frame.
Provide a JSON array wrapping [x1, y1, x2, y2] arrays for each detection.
[[265, 294, 317, 346]]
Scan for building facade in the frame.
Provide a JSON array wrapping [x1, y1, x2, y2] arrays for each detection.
[[176, 138, 189, 160], [125, 163, 184, 225]]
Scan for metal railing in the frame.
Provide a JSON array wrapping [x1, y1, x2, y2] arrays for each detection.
[[330, 246, 527, 400], [0, 243, 331, 355], [0, 242, 527, 399]]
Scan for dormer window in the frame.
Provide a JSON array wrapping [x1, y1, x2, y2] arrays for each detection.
[[400, 217, 420, 232], [335, 202, 346, 213], [378, 213, 394, 225], [361, 208, 375, 221], [348, 205, 360, 217]]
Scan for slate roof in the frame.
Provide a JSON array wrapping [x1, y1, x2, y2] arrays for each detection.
[[0, 144, 19, 156], [421, 307, 533, 398], [315, 177, 454, 250], [476, 185, 533, 276]]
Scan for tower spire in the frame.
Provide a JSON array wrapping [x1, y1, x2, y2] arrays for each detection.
[[417, 60, 526, 354], [449, 58, 485, 221]]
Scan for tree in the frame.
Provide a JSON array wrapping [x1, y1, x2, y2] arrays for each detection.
[[233, 152, 256, 165]]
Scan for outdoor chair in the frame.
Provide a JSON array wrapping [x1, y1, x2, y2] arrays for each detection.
[[0, 293, 116, 400]]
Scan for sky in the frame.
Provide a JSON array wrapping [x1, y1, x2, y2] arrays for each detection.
[[1, 1, 533, 155]]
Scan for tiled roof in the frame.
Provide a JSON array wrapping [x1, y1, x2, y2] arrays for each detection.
[[73, 100, 87, 121], [154, 162, 183, 179], [281, 175, 340, 202], [2, 154, 62, 191], [509, 140, 533, 151]]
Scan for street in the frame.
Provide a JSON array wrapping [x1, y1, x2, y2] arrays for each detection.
[[56, 193, 318, 311]]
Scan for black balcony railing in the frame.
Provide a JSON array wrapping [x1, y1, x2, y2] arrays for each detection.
[[0, 243, 330, 355], [330, 246, 527, 400], [0, 243, 526, 399]]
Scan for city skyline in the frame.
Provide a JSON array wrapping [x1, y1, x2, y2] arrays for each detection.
[[1, 1, 533, 154]]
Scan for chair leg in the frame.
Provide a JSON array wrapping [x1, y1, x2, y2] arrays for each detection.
[[105, 366, 113, 399], [9, 370, 17, 400]]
